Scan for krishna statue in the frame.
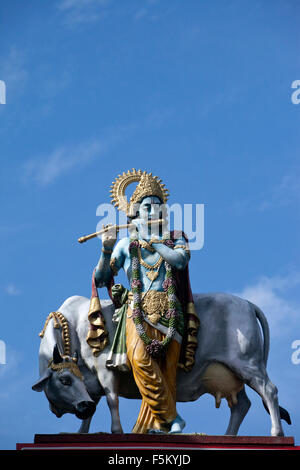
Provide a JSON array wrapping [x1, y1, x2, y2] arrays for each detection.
[[87, 169, 199, 434]]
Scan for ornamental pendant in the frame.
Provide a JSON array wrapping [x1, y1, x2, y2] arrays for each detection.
[[146, 270, 159, 282]]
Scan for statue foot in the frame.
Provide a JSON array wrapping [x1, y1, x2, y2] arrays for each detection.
[[169, 415, 186, 434]]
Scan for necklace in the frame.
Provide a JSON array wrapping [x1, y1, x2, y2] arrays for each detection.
[[129, 237, 180, 359], [138, 240, 155, 252], [137, 246, 163, 281]]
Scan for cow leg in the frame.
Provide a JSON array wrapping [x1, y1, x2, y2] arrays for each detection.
[[247, 371, 284, 436], [78, 416, 93, 433], [225, 388, 251, 436], [94, 364, 123, 433], [104, 388, 123, 434]]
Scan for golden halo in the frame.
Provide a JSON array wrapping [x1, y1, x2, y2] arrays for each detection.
[[110, 169, 169, 215]]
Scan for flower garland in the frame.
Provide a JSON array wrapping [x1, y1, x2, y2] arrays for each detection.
[[129, 238, 180, 359]]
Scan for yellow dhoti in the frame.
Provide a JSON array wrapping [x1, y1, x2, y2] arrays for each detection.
[[126, 313, 181, 434]]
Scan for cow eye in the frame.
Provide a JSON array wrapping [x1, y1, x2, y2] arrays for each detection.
[[60, 376, 72, 386]]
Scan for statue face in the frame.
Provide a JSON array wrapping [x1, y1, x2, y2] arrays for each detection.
[[138, 196, 162, 222]]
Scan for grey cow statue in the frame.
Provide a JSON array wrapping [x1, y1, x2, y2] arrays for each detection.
[[32, 293, 291, 436]]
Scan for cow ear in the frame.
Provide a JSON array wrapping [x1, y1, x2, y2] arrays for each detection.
[[32, 368, 52, 392], [53, 344, 63, 364]]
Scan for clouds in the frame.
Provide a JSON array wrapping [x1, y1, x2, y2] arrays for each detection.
[[0, 46, 28, 99], [57, 0, 111, 26], [4, 284, 20, 296], [23, 138, 104, 187], [23, 121, 136, 187], [228, 165, 300, 215], [22, 107, 175, 188], [258, 166, 300, 212], [235, 272, 300, 337], [134, 0, 162, 22], [56, 0, 164, 26]]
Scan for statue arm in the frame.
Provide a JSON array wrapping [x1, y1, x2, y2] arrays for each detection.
[[152, 236, 190, 270], [94, 239, 125, 288]]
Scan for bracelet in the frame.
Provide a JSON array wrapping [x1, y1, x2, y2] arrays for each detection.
[[174, 244, 191, 259], [102, 247, 113, 254], [110, 257, 119, 276], [150, 238, 164, 244]]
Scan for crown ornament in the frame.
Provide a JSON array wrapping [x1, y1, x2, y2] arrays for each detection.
[[110, 169, 169, 216]]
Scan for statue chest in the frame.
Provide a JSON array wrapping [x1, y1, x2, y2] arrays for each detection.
[[123, 248, 166, 290]]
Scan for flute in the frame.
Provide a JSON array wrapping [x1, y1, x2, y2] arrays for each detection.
[[78, 219, 165, 244]]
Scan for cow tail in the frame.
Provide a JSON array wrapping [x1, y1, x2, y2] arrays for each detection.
[[250, 302, 270, 365]]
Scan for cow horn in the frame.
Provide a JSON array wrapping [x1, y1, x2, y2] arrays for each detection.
[[53, 344, 63, 364]]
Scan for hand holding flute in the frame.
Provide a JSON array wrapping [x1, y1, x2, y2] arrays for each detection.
[[77, 219, 165, 244]]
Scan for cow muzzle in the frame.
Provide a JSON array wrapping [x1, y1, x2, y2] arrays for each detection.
[[75, 400, 96, 419]]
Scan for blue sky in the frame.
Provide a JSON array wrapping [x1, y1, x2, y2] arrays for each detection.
[[1, 0, 300, 450]]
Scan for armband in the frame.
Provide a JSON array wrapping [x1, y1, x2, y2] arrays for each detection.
[[110, 257, 119, 276], [174, 244, 191, 259]]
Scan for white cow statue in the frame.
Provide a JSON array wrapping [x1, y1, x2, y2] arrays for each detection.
[[32, 293, 291, 436]]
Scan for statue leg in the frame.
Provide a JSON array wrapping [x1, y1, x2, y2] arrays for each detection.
[[225, 388, 251, 436], [126, 318, 180, 434]]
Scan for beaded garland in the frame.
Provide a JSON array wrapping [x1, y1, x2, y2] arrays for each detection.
[[129, 237, 180, 359]]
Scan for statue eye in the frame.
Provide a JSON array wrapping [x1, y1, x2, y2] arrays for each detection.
[[60, 376, 72, 386]]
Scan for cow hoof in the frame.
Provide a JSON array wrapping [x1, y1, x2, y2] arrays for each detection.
[[271, 430, 284, 437]]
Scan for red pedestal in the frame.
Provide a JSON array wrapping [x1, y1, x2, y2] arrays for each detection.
[[16, 433, 299, 451]]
